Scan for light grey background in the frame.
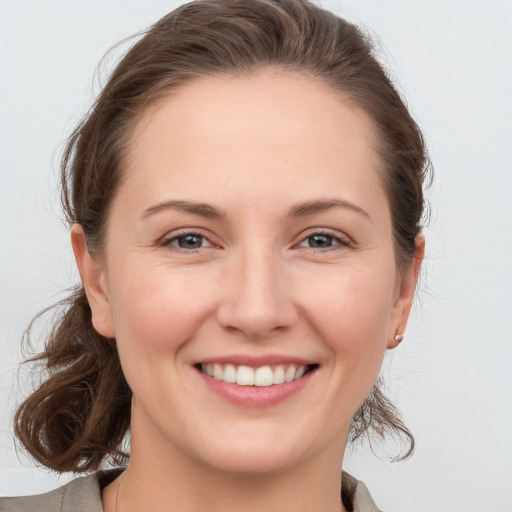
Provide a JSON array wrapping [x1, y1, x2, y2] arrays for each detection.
[[1, 1, 511, 511]]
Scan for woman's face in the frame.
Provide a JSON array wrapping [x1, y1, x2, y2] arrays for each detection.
[[75, 70, 420, 475]]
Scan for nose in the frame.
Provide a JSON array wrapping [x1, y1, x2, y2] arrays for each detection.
[[216, 246, 298, 340]]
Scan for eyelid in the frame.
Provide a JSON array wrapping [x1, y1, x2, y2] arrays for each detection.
[[158, 228, 219, 251], [294, 228, 352, 249], [157, 227, 351, 253]]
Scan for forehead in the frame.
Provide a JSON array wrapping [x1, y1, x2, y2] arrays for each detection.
[[121, 70, 386, 215]]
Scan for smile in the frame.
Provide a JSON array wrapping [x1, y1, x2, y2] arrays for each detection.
[[199, 363, 317, 386]]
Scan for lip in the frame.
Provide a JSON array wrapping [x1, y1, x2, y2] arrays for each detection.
[[194, 355, 318, 408], [197, 354, 315, 367]]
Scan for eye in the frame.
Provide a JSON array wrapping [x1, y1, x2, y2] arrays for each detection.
[[297, 232, 349, 250], [161, 232, 212, 251]]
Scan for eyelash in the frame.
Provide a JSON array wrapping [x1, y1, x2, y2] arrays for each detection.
[[159, 231, 214, 253], [159, 229, 351, 254], [296, 230, 351, 251]]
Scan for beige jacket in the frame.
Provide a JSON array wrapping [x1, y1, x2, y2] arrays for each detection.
[[0, 470, 382, 512]]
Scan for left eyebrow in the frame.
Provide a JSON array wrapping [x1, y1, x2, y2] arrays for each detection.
[[140, 200, 225, 220], [288, 199, 371, 220]]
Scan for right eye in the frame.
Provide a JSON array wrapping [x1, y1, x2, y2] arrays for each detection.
[[295, 230, 351, 252], [161, 232, 213, 251], [301, 233, 338, 249]]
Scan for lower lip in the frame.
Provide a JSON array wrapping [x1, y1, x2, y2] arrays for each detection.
[[197, 369, 316, 408]]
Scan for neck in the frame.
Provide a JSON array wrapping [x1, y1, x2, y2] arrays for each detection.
[[104, 415, 349, 512]]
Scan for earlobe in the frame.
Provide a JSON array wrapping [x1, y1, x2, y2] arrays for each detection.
[[387, 234, 425, 349], [70, 224, 115, 338]]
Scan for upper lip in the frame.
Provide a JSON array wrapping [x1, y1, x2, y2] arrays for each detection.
[[196, 354, 316, 367]]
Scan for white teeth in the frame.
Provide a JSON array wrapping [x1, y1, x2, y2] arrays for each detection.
[[254, 366, 273, 387], [223, 364, 237, 383], [273, 365, 285, 384], [213, 363, 223, 380], [236, 366, 255, 385], [285, 365, 296, 383], [200, 363, 311, 386], [295, 366, 306, 379]]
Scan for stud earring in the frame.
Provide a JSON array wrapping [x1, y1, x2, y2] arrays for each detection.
[[394, 333, 404, 343]]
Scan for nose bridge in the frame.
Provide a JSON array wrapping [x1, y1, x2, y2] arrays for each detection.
[[217, 241, 295, 338]]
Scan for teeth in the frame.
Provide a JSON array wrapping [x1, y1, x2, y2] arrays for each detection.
[[285, 365, 296, 382], [213, 363, 223, 380], [237, 365, 254, 385], [295, 366, 306, 379], [200, 363, 310, 386], [223, 364, 237, 383], [273, 365, 285, 384], [254, 366, 273, 387]]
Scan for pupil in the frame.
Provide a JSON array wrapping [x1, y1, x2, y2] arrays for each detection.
[[179, 235, 202, 248], [309, 234, 332, 248]]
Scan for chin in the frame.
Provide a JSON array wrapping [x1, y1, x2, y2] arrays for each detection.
[[184, 418, 341, 477], [196, 441, 304, 476]]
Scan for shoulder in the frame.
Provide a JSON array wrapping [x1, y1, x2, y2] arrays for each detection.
[[2, 469, 380, 512], [0, 470, 121, 512], [342, 471, 383, 512]]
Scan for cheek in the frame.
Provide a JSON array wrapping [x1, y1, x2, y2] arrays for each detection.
[[107, 263, 215, 356], [307, 262, 393, 328], [299, 263, 395, 373]]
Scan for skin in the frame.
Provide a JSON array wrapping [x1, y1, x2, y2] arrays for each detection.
[[72, 70, 423, 512]]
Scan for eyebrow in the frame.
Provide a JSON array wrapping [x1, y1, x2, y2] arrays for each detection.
[[289, 199, 370, 219], [140, 198, 370, 221], [140, 200, 225, 219]]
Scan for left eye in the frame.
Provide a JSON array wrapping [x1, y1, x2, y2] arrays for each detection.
[[166, 233, 210, 250], [298, 233, 345, 249]]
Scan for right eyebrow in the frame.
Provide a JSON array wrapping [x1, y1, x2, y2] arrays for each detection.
[[140, 200, 225, 220], [288, 198, 371, 220]]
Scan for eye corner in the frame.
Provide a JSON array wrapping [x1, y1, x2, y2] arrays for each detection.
[[158, 229, 222, 253], [294, 229, 352, 252]]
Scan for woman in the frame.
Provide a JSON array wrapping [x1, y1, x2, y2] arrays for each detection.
[[1, 0, 429, 511]]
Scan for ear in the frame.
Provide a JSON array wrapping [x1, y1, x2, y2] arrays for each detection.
[[387, 234, 425, 349], [71, 224, 115, 338]]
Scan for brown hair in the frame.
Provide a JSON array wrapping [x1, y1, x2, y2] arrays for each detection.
[[15, 0, 431, 472]]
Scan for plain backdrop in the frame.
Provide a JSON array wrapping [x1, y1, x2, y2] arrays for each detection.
[[1, 1, 511, 511]]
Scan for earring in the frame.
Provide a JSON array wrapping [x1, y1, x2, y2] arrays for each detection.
[[394, 333, 404, 343]]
